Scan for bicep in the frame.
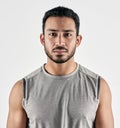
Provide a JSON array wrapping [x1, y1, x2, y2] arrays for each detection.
[[6, 80, 27, 128], [95, 78, 114, 128], [7, 109, 27, 128]]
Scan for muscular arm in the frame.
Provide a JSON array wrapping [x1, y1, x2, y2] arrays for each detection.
[[95, 78, 114, 128], [6, 80, 27, 128]]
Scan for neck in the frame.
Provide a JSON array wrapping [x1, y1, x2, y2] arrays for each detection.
[[44, 59, 77, 76]]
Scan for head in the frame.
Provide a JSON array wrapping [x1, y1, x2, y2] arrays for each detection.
[[42, 6, 80, 36], [40, 6, 82, 64]]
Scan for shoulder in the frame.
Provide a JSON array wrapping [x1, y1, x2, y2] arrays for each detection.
[[9, 80, 23, 108], [9, 80, 23, 97], [24, 66, 43, 80], [95, 78, 114, 127], [99, 77, 112, 104], [78, 64, 99, 80], [7, 80, 28, 127]]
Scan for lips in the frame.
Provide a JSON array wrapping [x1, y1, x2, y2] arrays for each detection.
[[52, 47, 68, 54], [53, 49, 67, 52], [52, 46, 68, 53]]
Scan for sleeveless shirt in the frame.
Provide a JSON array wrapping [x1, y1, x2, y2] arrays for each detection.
[[22, 64, 100, 128]]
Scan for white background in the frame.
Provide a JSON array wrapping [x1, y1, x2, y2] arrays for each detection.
[[0, 0, 120, 127]]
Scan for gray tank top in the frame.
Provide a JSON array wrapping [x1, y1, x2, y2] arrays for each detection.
[[22, 64, 100, 128]]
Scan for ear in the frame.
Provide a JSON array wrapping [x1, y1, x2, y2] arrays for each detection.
[[76, 35, 82, 47], [40, 33, 45, 46]]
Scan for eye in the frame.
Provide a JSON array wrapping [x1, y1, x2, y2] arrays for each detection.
[[64, 33, 72, 38], [49, 32, 57, 37]]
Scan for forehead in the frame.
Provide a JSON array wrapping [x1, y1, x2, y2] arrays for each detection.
[[45, 16, 76, 31]]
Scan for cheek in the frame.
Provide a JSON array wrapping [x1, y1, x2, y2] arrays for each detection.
[[45, 38, 55, 46], [44, 41, 53, 51], [67, 40, 77, 48], [67, 37, 77, 44], [68, 44, 77, 53]]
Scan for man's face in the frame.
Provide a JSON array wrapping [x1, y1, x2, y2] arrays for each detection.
[[40, 16, 82, 64]]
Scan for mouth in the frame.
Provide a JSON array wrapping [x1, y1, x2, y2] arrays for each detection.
[[52, 47, 68, 54]]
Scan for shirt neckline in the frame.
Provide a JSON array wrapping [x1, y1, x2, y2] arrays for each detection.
[[42, 63, 79, 79]]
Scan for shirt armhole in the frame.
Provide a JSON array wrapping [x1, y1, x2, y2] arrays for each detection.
[[97, 76, 101, 99], [22, 78, 26, 99]]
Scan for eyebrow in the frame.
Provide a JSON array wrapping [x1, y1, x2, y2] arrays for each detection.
[[46, 29, 74, 32]]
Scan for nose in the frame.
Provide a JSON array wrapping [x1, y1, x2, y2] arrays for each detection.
[[55, 34, 65, 46]]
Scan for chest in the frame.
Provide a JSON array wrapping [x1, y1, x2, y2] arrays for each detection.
[[23, 79, 99, 122]]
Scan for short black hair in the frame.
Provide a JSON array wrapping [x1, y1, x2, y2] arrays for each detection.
[[42, 6, 80, 36]]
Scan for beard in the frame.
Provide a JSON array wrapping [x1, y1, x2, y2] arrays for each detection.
[[44, 46, 76, 64]]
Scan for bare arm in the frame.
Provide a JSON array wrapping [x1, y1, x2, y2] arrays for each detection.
[[6, 80, 27, 128], [95, 78, 114, 128]]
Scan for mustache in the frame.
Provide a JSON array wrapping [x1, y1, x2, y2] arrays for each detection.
[[52, 46, 68, 51]]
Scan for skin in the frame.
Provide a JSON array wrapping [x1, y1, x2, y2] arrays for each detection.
[[6, 16, 114, 128], [6, 80, 27, 128], [40, 17, 82, 75]]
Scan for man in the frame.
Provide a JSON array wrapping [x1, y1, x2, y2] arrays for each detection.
[[7, 6, 114, 128]]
